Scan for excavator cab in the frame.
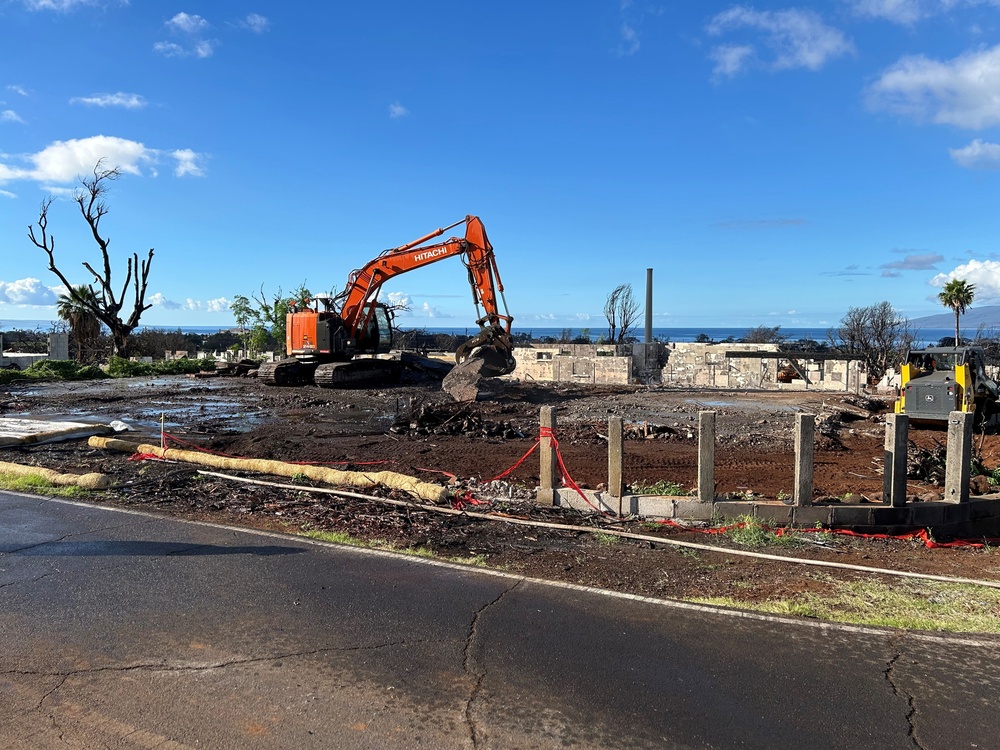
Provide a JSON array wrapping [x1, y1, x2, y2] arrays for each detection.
[[355, 302, 394, 356]]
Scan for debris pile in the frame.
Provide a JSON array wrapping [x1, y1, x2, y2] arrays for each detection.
[[389, 403, 525, 439]]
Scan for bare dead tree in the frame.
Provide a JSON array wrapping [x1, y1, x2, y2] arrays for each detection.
[[604, 283, 640, 344], [27, 162, 154, 357], [828, 301, 914, 383]]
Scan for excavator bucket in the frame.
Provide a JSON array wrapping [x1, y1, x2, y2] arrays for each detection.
[[442, 328, 517, 401]]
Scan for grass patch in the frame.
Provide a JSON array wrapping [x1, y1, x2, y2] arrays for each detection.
[[690, 578, 1000, 633], [724, 515, 802, 548], [0, 472, 89, 499], [629, 479, 688, 496], [591, 531, 621, 546], [300, 529, 486, 567]]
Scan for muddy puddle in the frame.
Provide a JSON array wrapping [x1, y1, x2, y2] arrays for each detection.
[[3, 376, 270, 434]]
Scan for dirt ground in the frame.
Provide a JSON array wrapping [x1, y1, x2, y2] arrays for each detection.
[[3, 372, 1000, 608]]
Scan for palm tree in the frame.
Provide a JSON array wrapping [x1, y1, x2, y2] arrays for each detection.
[[57, 285, 101, 361], [938, 278, 976, 346]]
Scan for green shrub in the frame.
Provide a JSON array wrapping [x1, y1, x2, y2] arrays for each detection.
[[25, 360, 108, 381], [153, 358, 204, 375], [107, 356, 155, 377], [0, 369, 29, 385], [0, 360, 108, 384]]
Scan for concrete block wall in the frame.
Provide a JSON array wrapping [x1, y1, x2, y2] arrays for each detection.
[[512, 345, 633, 385], [661, 343, 780, 389], [662, 343, 859, 392], [510, 342, 859, 391]]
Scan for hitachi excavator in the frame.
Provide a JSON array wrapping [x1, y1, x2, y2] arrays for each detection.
[[257, 215, 516, 390]]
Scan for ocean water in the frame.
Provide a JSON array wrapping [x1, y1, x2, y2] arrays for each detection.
[[1, 320, 958, 348], [418, 326, 959, 348]]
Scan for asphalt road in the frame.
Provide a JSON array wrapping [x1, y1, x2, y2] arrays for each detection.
[[1, 492, 998, 749]]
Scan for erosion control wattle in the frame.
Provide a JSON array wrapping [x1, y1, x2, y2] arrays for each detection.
[[87, 436, 449, 503], [0, 460, 111, 489]]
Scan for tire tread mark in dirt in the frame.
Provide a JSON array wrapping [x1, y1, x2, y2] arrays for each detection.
[[463, 580, 522, 749]]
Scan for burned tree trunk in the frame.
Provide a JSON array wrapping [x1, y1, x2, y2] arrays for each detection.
[[28, 162, 154, 358]]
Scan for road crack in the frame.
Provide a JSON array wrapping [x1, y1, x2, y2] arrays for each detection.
[[6, 637, 431, 703], [463, 580, 522, 749], [884, 633, 924, 749]]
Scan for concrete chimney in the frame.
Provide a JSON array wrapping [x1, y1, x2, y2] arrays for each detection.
[[644, 268, 653, 344]]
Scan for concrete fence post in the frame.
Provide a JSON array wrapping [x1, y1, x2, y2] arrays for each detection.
[[607, 416, 624, 514], [538, 406, 558, 506], [697, 411, 716, 504], [794, 414, 815, 506], [883, 413, 909, 507], [945, 411, 972, 504]]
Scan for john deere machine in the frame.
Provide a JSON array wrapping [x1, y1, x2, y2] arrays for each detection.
[[894, 346, 1000, 423]]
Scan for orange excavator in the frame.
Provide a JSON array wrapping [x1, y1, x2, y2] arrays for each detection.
[[257, 215, 516, 389]]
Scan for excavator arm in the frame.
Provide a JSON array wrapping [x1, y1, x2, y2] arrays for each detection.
[[336, 215, 515, 375]]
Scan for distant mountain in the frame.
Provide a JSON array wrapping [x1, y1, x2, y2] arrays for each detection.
[[908, 306, 1000, 330]]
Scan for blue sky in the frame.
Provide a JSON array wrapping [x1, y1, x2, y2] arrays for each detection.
[[3, 0, 1000, 332]]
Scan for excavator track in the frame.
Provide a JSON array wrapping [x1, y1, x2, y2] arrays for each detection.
[[314, 358, 402, 388], [258, 359, 317, 386]]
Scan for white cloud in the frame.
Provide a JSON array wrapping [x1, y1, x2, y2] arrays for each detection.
[[7, 85, 28, 97], [706, 6, 854, 78], [2, 110, 25, 124], [950, 139, 1000, 168], [387, 292, 411, 309], [619, 22, 640, 56], [867, 44, 1000, 128], [848, 0, 934, 25], [167, 12, 208, 34], [389, 101, 409, 119], [21, 0, 125, 10], [176, 297, 230, 313], [0, 278, 59, 306], [70, 92, 147, 109], [172, 148, 206, 177], [193, 40, 215, 58], [22, 136, 151, 182], [0, 136, 202, 185], [153, 41, 185, 58], [709, 45, 755, 78], [848, 0, 1000, 25], [930, 259, 1000, 301], [149, 293, 182, 310], [155, 39, 216, 58], [157, 14, 216, 58], [241, 13, 269, 33], [0, 189, 15, 198], [384, 293, 445, 317]]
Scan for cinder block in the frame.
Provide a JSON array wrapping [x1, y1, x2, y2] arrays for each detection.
[[792, 506, 832, 527], [713, 501, 752, 522], [969, 499, 1000, 520], [942, 503, 971, 524], [868, 507, 913, 525], [635, 496, 676, 519], [754, 504, 793, 526], [672, 499, 714, 521], [830, 506, 874, 526], [553, 488, 617, 514], [911, 505, 946, 526]]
